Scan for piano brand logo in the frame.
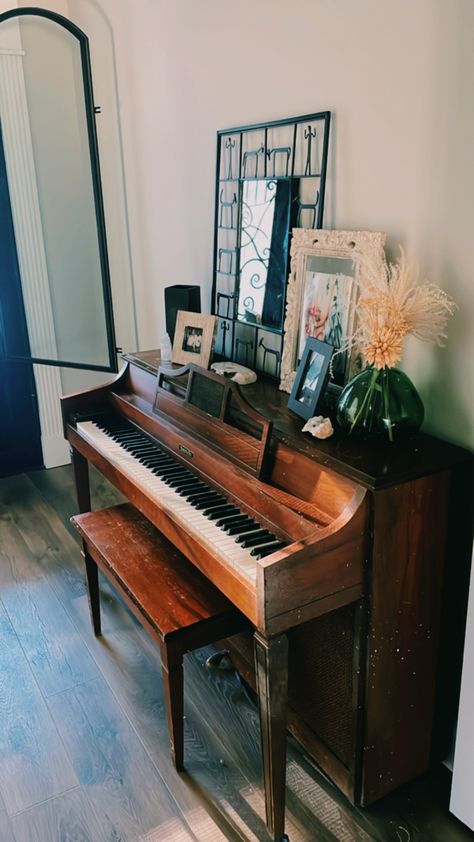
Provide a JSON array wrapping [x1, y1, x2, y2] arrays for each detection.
[[178, 444, 194, 458]]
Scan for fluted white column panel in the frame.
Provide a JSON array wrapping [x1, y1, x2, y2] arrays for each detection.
[[0, 52, 69, 467]]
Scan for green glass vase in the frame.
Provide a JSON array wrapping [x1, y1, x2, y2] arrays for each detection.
[[336, 366, 424, 442]]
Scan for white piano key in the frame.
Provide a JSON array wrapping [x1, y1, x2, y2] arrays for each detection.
[[76, 421, 258, 583]]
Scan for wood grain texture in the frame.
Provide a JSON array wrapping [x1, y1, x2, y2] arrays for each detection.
[[362, 472, 451, 804], [0, 809, 15, 842], [72, 503, 238, 638], [254, 632, 288, 840], [0, 466, 471, 842], [47, 677, 190, 842], [69, 595, 234, 841], [10, 788, 107, 842], [0, 473, 87, 600], [124, 351, 471, 490], [1, 474, 135, 638], [0, 599, 77, 814], [185, 647, 372, 842], [0, 516, 99, 696]]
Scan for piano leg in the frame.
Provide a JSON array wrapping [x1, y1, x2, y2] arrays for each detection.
[[254, 631, 289, 842], [161, 646, 184, 772], [71, 447, 91, 512]]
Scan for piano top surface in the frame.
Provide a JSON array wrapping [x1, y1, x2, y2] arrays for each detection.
[[123, 350, 471, 491]]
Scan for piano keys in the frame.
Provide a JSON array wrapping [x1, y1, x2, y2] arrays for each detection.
[[61, 351, 472, 842]]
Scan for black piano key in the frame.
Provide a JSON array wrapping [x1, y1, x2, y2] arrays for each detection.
[[228, 522, 262, 537], [215, 513, 251, 528], [144, 455, 173, 466], [164, 472, 194, 487], [123, 443, 152, 454], [170, 477, 201, 490], [156, 466, 189, 479], [204, 505, 240, 519], [185, 488, 214, 502], [194, 494, 226, 510], [102, 421, 132, 431], [126, 443, 157, 454], [137, 451, 163, 463], [174, 478, 206, 491], [239, 531, 274, 548], [151, 464, 175, 475], [139, 455, 170, 467], [252, 541, 286, 558], [224, 518, 257, 534], [162, 471, 191, 484], [112, 432, 143, 442], [134, 445, 159, 455], [176, 485, 206, 497]]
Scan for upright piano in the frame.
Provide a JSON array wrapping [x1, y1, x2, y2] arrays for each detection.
[[61, 350, 472, 842]]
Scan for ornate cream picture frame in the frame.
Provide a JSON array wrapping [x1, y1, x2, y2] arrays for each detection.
[[279, 229, 387, 393]]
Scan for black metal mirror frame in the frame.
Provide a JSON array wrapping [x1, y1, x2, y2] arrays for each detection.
[[211, 111, 331, 380], [0, 6, 117, 372]]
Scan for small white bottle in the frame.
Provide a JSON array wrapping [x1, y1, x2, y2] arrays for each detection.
[[160, 332, 172, 364]]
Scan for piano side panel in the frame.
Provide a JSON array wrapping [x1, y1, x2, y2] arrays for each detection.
[[258, 488, 368, 634], [360, 469, 451, 805], [60, 365, 128, 436]]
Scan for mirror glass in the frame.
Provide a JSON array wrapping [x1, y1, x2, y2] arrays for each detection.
[[0, 12, 115, 370], [297, 255, 355, 385], [237, 178, 293, 330]]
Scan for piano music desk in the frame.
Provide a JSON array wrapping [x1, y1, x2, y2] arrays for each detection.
[[71, 503, 248, 771]]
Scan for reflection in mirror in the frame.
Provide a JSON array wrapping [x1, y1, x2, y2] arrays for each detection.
[[298, 255, 355, 385], [237, 178, 294, 330], [0, 10, 115, 370]]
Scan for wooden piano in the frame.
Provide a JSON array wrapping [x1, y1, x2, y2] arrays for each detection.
[[61, 350, 472, 842]]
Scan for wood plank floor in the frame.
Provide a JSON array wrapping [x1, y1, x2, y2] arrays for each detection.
[[0, 466, 472, 842]]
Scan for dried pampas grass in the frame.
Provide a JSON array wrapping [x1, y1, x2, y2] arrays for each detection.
[[341, 247, 457, 370]]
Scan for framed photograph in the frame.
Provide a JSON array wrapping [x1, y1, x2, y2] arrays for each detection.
[[288, 338, 333, 420], [171, 311, 217, 368], [280, 229, 386, 392]]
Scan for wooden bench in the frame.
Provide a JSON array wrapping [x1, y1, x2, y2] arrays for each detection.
[[71, 502, 248, 770]]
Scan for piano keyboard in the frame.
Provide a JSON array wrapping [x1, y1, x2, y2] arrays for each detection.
[[76, 417, 287, 584]]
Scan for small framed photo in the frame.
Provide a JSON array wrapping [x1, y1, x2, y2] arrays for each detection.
[[287, 337, 333, 420], [171, 311, 217, 368]]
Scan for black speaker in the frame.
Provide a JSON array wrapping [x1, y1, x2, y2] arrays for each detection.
[[164, 285, 201, 342]]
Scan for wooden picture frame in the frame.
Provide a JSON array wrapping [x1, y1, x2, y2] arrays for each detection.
[[171, 311, 217, 368], [287, 337, 333, 420], [280, 229, 386, 393]]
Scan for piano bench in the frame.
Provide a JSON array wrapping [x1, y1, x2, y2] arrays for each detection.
[[71, 502, 249, 771]]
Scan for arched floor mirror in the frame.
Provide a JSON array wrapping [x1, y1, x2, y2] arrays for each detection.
[[0, 7, 118, 473]]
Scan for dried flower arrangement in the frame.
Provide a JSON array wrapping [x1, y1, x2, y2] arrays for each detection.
[[336, 248, 457, 440], [343, 246, 457, 367]]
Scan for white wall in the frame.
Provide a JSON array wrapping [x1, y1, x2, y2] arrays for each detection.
[[62, 0, 474, 447], [5, 0, 472, 448]]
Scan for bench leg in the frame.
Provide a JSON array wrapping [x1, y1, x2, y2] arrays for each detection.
[[161, 646, 184, 771], [83, 545, 101, 636]]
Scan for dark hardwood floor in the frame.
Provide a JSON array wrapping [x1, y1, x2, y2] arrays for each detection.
[[0, 465, 472, 842]]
